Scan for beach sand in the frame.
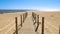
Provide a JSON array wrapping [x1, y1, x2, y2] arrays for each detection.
[[0, 11, 60, 34]]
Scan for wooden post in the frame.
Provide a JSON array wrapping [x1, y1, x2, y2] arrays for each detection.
[[59, 26, 60, 34], [26, 12, 27, 17], [24, 13, 26, 23], [32, 12, 34, 19], [21, 15, 22, 27], [35, 15, 39, 32], [25, 13, 26, 19], [15, 17, 18, 34], [23, 13, 25, 23], [32, 12, 33, 17], [37, 15, 39, 27], [33, 13, 34, 18], [33, 14, 36, 25], [23, 14, 24, 23], [34, 14, 36, 20], [33, 12, 34, 19], [42, 17, 44, 34], [25, 12, 27, 19]]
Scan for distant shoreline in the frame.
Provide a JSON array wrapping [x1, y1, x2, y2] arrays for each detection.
[[0, 10, 30, 14]]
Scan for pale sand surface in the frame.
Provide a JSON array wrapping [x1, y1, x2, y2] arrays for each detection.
[[35, 12, 60, 34], [0, 12, 60, 34], [18, 12, 36, 34], [0, 12, 25, 34]]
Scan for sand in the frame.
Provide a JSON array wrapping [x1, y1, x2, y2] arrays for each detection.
[[0, 11, 60, 34], [0, 12, 25, 34], [35, 12, 60, 34]]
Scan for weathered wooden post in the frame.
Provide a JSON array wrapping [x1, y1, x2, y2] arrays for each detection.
[[34, 13, 35, 20], [32, 12, 34, 20], [25, 12, 27, 21], [32, 12, 34, 19], [34, 13, 36, 20], [15, 17, 18, 34], [26, 12, 28, 18], [26, 12, 27, 17], [23, 14, 24, 23], [35, 15, 39, 32], [21, 15, 22, 27], [32, 12, 33, 17], [25, 13, 26, 19], [37, 15, 39, 26], [23, 13, 26, 23], [33, 12, 34, 19], [33, 12, 34, 18], [59, 26, 60, 34], [33, 14, 36, 25], [42, 17, 44, 34]]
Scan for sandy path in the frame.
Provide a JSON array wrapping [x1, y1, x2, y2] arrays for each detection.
[[18, 12, 37, 34]]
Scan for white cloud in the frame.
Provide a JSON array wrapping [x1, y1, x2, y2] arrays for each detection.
[[36, 8, 60, 11]]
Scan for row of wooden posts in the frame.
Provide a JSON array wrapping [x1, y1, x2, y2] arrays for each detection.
[[14, 12, 28, 34], [13, 12, 60, 34], [32, 12, 60, 34], [32, 12, 44, 34]]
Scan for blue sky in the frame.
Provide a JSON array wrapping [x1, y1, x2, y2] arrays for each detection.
[[0, 0, 60, 10]]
